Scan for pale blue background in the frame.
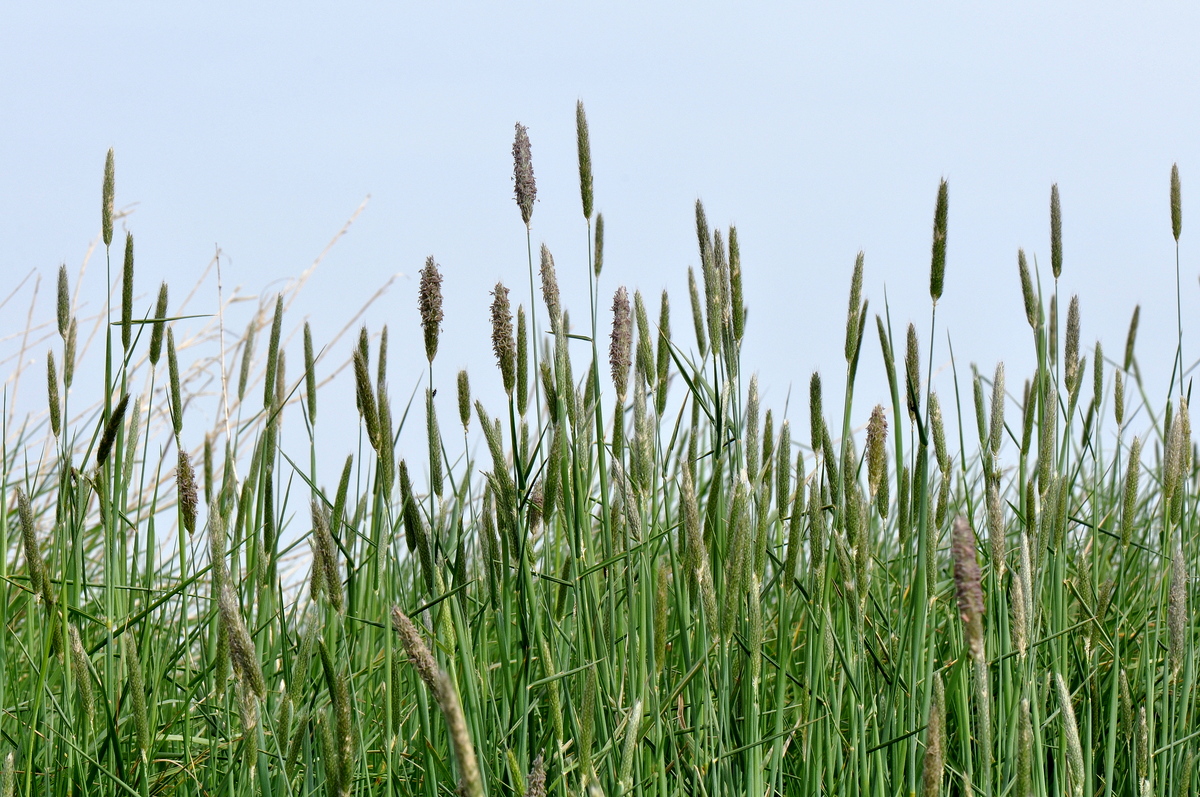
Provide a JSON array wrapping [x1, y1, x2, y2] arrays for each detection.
[[3, 3, 1198, 489]]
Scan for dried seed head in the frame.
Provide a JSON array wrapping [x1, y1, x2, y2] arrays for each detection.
[[952, 516, 985, 662], [121, 233, 135, 352], [457, 369, 471, 430], [867, 405, 888, 498], [905, 323, 921, 422], [47, 351, 60, 439], [539, 243, 561, 333], [1050, 183, 1063, 279], [610, 286, 633, 400], [593, 212, 604, 276], [178, 450, 198, 535], [418, 256, 444, 363], [1065, 295, 1081, 395], [1170, 537, 1188, 675], [1125, 305, 1140, 372], [576, 100, 594, 220], [102, 148, 115, 247], [490, 282, 516, 396], [729, 226, 745, 342], [512, 122, 536, 227], [1172, 162, 1182, 242], [930, 178, 949, 302], [989, 362, 1005, 456]]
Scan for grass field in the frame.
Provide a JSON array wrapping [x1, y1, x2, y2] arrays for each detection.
[[0, 107, 1196, 796]]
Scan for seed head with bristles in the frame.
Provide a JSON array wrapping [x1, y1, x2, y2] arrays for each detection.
[[419, 256, 444, 363], [1018, 248, 1038, 329], [391, 607, 438, 692], [218, 581, 266, 699], [576, 100, 594, 220], [177, 450, 198, 535], [1056, 672, 1084, 797], [930, 178, 949, 302], [490, 282, 516, 396], [539, 243, 561, 333], [867, 405, 887, 499], [512, 122, 536, 227], [952, 515, 985, 662], [102, 148, 115, 247], [69, 624, 94, 724], [1051, 183, 1063, 279], [610, 287, 632, 401], [1172, 162, 1182, 242]]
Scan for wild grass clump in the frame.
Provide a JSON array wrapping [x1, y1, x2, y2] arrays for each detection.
[[0, 113, 1197, 797]]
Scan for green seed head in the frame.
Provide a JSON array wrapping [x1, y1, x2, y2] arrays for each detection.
[[655, 289, 671, 415], [729, 225, 745, 342], [516, 306, 528, 415], [47, 351, 60, 438], [512, 122, 536, 227], [540, 243, 561, 333], [610, 287, 632, 401], [102, 148, 115, 247], [867, 405, 888, 499], [1050, 183, 1063, 279], [576, 100, 594, 220], [930, 178, 949, 302], [178, 449, 198, 535], [121, 233, 134, 351], [264, 294, 284, 409], [1121, 437, 1141, 548], [57, 264, 70, 339], [97, 392, 130, 468], [1017, 248, 1038, 330], [69, 624, 94, 725], [904, 324, 920, 422], [457, 370, 471, 430], [989, 362, 1005, 456], [1124, 304, 1140, 372], [303, 321, 317, 423], [147, 281, 168, 366], [809, 372, 824, 451], [845, 251, 865, 363], [1065, 295, 1081, 395], [922, 671, 945, 797], [352, 344, 380, 452], [1171, 162, 1182, 242], [930, 392, 949, 474], [687, 266, 707, 357], [593, 212, 604, 276]]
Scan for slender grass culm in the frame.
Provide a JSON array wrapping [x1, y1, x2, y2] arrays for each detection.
[[0, 112, 1197, 797]]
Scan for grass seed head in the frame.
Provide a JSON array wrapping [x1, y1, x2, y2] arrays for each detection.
[[1065, 294, 1081, 395], [1121, 437, 1142, 548], [1018, 248, 1038, 329], [490, 282, 516, 396], [576, 100, 594, 220], [845, 251, 865, 362], [121, 232, 134, 351], [1056, 672, 1084, 796], [1125, 304, 1140, 372], [610, 287, 633, 401], [419, 256, 444, 363], [922, 671, 945, 797], [264, 294, 284, 409], [729, 225, 744, 342], [303, 321, 317, 422], [867, 404, 888, 499], [457, 369, 471, 430], [237, 316, 256, 402], [1169, 536, 1187, 674], [539, 243, 561, 333], [177, 450, 198, 535], [56, 263, 70, 339], [952, 515, 985, 662], [930, 179, 949, 302], [655, 289, 671, 414], [97, 392, 129, 468], [102, 148, 115, 246], [512, 122, 536, 227], [68, 624, 94, 724], [517, 305, 528, 414], [989, 361, 1005, 456], [1051, 183, 1063, 279], [47, 351, 60, 438], [905, 323, 920, 422], [687, 266, 707, 356], [352, 344, 380, 451], [594, 212, 604, 276], [930, 392, 949, 474], [1172, 162, 1182, 241]]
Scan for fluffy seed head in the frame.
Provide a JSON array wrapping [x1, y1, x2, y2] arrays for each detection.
[[391, 607, 438, 692], [930, 178, 949, 301], [69, 624, 94, 724], [490, 282, 516, 396], [1050, 183, 1063, 279], [516, 306, 528, 414], [17, 487, 45, 597], [352, 344, 380, 451], [1056, 672, 1084, 797], [930, 392, 949, 474], [219, 581, 265, 699], [539, 243, 561, 333], [610, 287, 633, 400], [102, 148, 115, 247], [178, 450, 198, 535], [1172, 162, 1182, 242], [419, 256, 444, 363], [952, 516, 985, 662], [809, 372, 824, 451], [512, 122, 536, 226]]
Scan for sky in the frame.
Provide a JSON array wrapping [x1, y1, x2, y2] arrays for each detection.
[[2, 3, 1199, 495]]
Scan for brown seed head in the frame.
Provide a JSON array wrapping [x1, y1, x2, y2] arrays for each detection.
[[177, 450, 198, 535], [952, 515, 985, 662], [419, 256, 444, 363], [610, 286, 632, 401], [512, 122, 536, 227]]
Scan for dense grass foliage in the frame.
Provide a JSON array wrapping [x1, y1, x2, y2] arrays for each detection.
[[1, 118, 1197, 797]]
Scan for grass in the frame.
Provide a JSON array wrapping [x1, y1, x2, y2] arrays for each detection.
[[0, 113, 1196, 797]]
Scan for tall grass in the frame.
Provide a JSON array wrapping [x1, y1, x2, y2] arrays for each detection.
[[1, 115, 1196, 797]]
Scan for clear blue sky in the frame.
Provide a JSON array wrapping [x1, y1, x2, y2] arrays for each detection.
[[3, 3, 1198, 485]]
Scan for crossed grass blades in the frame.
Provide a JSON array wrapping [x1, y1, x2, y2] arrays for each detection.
[[0, 114, 1196, 797]]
